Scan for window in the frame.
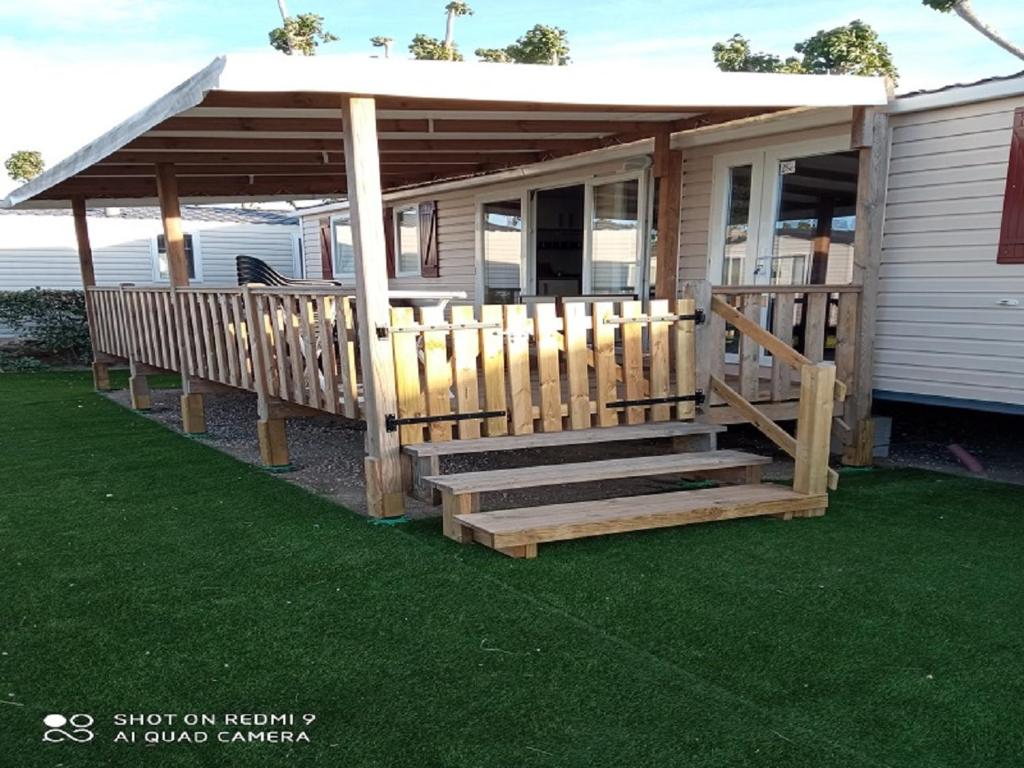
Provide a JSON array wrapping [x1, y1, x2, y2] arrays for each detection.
[[154, 233, 197, 281], [395, 206, 420, 276], [482, 199, 523, 303], [997, 107, 1024, 264], [331, 215, 355, 279]]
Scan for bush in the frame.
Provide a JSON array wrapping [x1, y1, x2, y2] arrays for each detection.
[[0, 349, 49, 372], [0, 289, 91, 365]]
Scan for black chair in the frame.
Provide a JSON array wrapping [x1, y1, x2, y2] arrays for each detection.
[[236, 255, 344, 287]]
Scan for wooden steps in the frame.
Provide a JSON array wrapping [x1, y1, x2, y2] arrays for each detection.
[[454, 484, 828, 559], [428, 449, 768, 496], [403, 420, 724, 503]]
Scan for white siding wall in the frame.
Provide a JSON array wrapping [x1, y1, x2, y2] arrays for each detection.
[[0, 216, 299, 290], [300, 159, 627, 304], [877, 96, 1024, 408]]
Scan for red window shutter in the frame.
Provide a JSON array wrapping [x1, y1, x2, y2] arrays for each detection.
[[383, 206, 396, 279], [997, 107, 1024, 265], [318, 216, 334, 279], [418, 200, 439, 278]]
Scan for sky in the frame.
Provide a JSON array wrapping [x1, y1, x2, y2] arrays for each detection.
[[1, 0, 1023, 196]]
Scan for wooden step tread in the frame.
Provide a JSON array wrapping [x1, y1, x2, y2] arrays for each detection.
[[455, 484, 827, 550], [427, 450, 769, 495], [403, 421, 725, 458]]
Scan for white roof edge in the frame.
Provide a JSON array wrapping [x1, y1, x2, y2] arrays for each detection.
[[889, 73, 1024, 114], [1, 57, 227, 210], [1, 53, 888, 210]]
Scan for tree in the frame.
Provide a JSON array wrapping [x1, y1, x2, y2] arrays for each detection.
[[410, 33, 463, 61], [410, 2, 473, 61], [5, 151, 44, 182], [370, 36, 393, 58], [712, 21, 897, 81], [711, 35, 802, 73], [443, 2, 473, 58], [269, 0, 337, 56], [923, 1, 1024, 61], [475, 24, 570, 65]]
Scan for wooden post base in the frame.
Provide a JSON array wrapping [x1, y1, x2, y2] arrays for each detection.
[[842, 417, 875, 467], [403, 453, 441, 505], [180, 393, 206, 434], [363, 457, 407, 518], [92, 361, 111, 391], [257, 418, 290, 468], [129, 374, 151, 410], [441, 490, 479, 542]]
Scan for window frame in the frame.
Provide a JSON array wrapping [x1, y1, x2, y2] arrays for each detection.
[[393, 204, 421, 278], [329, 213, 356, 281], [151, 230, 201, 282]]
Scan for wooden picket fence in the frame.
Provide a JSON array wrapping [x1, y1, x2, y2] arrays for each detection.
[[389, 298, 699, 445]]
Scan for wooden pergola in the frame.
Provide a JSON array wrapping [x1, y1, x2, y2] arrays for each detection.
[[2, 55, 889, 516]]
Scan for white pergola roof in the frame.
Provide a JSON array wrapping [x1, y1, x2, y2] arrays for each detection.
[[2, 54, 890, 209]]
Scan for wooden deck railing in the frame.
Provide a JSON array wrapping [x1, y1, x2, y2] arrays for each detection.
[[87, 285, 364, 418], [701, 284, 861, 422]]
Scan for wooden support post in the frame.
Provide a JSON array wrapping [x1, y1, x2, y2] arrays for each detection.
[[793, 364, 836, 501], [256, 394, 290, 469], [682, 280, 713, 413], [72, 197, 110, 391], [342, 95, 405, 518], [156, 163, 205, 433], [845, 109, 890, 466], [129, 361, 151, 410], [441, 489, 479, 543], [654, 131, 683, 300]]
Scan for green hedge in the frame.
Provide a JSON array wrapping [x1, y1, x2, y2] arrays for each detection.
[[0, 289, 91, 366]]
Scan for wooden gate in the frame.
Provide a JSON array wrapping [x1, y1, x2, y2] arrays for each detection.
[[389, 298, 699, 445]]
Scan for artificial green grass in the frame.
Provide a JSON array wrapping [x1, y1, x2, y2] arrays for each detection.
[[1, 371, 1022, 767]]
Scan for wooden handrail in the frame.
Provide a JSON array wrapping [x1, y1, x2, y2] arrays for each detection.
[[710, 296, 847, 401], [711, 372, 838, 492]]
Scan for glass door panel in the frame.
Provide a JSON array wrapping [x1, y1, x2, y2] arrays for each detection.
[[720, 164, 755, 286], [481, 199, 523, 304], [590, 178, 640, 296]]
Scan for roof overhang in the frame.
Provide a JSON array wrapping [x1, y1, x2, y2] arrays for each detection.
[[2, 54, 890, 209]]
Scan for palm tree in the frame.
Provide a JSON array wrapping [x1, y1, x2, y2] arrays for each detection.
[[371, 36, 394, 58], [443, 2, 473, 61], [925, 0, 1024, 61]]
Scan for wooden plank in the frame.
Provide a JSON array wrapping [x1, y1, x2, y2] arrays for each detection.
[[242, 288, 268, 397], [620, 301, 645, 424], [429, 450, 770, 495], [653, 132, 682, 299], [479, 305, 508, 437], [231, 293, 251, 390], [270, 295, 290, 399], [285, 296, 306, 404], [197, 294, 217, 381], [793, 364, 836, 496], [420, 305, 453, 442], [218, 294, 239, 386], [804, 292, 828, 363], [257, 294, 279, 398], [450, 305, 482, 439], [316, 296, 338, 412], [404, 420, 724, 458], [834, 292, 858, 400], [738, 294, 761, 401], [648, 298, 671, 422], [299, 295, 322, 409], [592, 301, 618, 427], [770, 293, 795, 401], [534, 302, 563, 432], [457, 484, 828, 550], [563, 302, 591, 429], [708, 298, 727, 406], [504, 304, 533, 435], [390, 306, 425, 445], [335, 297, 358, 418], [673, 298, 696, 420], [342, 94, 404, 517]]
